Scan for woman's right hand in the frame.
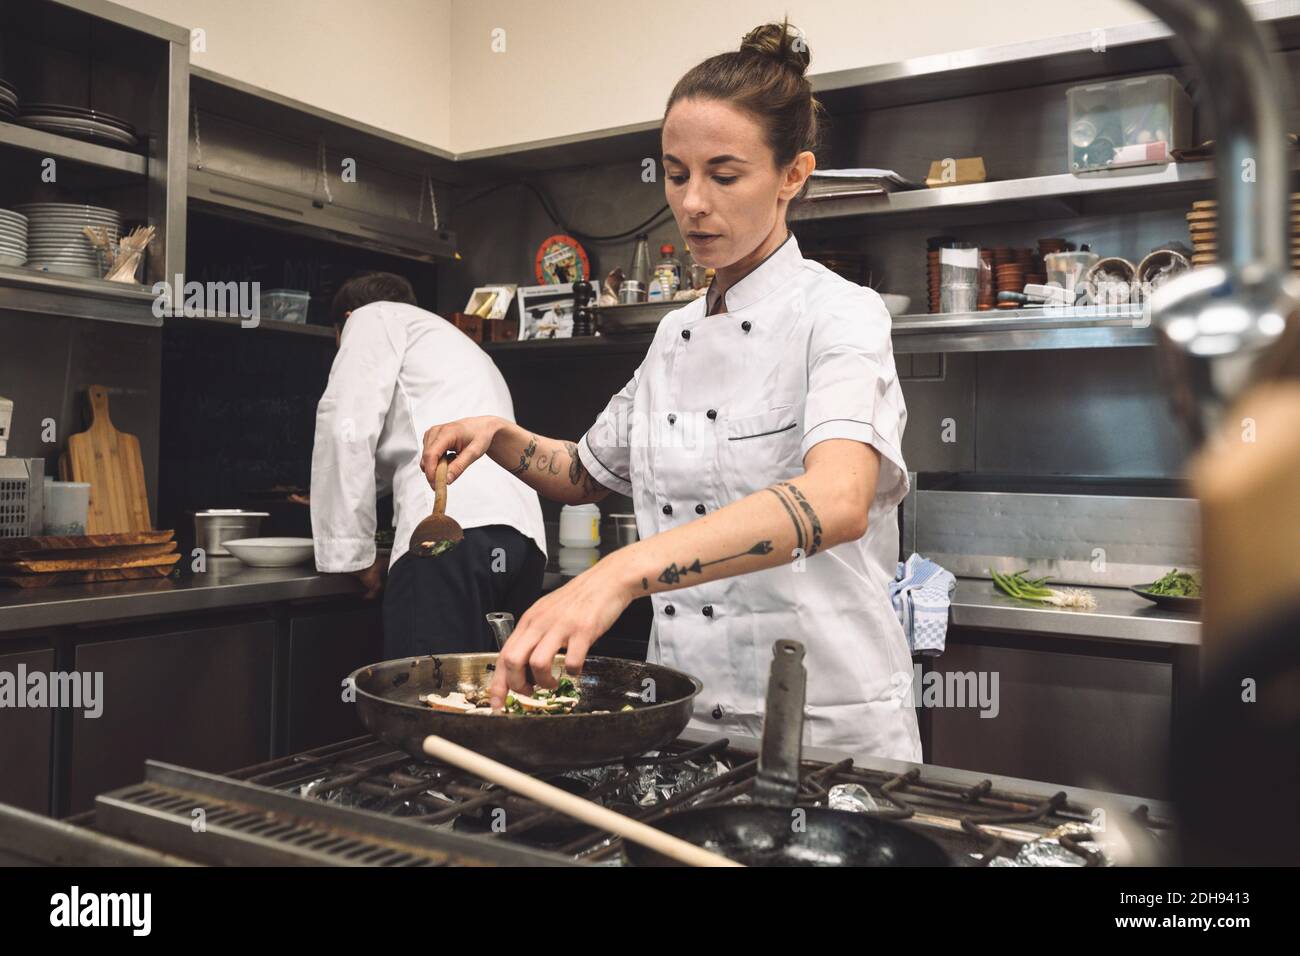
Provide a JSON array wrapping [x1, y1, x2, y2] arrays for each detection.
[[420, 415, 504, 485]]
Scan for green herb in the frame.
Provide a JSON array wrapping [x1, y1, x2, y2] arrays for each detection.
[[990, 569, 1097, 610], [1146, 569, 1201, 597], [418, 538, 457, 557]]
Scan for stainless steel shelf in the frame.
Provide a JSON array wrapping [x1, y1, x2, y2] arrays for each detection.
[[892, 305, 1155, 352], [484, 305, 1156, 356], [168, 313, 337, 339], [0, 266, 160, 326], [0, 119, 147, 175], [790, 162, 1219, 224]]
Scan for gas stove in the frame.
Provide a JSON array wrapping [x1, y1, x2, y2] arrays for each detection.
[[60, 731, 1174, 867]]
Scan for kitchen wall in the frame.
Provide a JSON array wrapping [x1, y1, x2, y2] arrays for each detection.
[[105, 0, 1284, 155], [448, 0, 1168, 154], [112, 0, 453, 148]]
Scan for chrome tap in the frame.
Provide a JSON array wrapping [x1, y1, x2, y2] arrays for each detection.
[[1140, 0, 1300, 442]]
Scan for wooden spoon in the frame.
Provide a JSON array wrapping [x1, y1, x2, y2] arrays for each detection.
[[422, 735, 743, 866], [408, 455, 465, 558]]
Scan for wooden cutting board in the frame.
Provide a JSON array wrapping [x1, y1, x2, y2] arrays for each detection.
[[0, 543, 177, 573], [0, 541, 175, 564], [0, 529, 173, 555], [66, 385, 152, 534], [0, 561, 178, 589]]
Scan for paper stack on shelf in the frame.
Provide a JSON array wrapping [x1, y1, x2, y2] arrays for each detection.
[[805, 168, 923, 200]]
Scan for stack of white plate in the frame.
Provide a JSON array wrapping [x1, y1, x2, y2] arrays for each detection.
[[0, 209, 27, 267], [15, 203, 120, 278], [19, 103, 138, 149], [0, 79, 17, 123]]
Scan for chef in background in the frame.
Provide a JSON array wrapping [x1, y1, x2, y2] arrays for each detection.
[[310, 272, 547, 657]]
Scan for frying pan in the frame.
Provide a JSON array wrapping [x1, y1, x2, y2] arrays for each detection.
[[348, 614, 701, 771], [625, 640, 952, 867]]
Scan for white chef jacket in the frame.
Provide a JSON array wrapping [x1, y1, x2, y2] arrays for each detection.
[[577, 234, 921, 762], [311, 301, 547, 572]]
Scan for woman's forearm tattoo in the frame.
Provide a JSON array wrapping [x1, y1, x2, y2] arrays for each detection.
[[562, 441, 604, 498], [510, 436, 538, 476], [655, 540, 774, 586], [767, 481, 823, 555]]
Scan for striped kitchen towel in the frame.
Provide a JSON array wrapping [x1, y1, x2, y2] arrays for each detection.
[[890, 553, 956, 656]]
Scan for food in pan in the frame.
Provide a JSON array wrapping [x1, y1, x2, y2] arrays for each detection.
[[420, 676, 601, 716], [1143, 568, 1201, 597], [990, 569, 1097, 610], [416, 538, 459, 557]]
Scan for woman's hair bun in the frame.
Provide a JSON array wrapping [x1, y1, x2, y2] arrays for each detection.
[[739, 21, 810, 77]]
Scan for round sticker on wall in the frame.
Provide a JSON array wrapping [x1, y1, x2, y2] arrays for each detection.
[[534, 234, 591, 285]]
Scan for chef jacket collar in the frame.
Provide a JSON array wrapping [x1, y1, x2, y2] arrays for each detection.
[[704, 231, 800, 317]]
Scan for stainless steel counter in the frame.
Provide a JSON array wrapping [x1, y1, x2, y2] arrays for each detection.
[[0, 557, 362, 635], [947, 576, 1199, 646], [1, 549, 1197, 645], [543, 557, 1200, 646]]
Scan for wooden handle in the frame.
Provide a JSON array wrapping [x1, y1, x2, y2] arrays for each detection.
[[87, 385, 113, 432], [434, 458, 448, 515], [422, 735, 743, 867]]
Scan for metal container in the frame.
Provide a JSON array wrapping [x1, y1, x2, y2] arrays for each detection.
[[194, 509, 269, 556], [608, 513, 639, 547]]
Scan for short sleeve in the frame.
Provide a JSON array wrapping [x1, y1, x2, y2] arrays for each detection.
[[801, 287, 910, 511], [577, 365, 641, 497]]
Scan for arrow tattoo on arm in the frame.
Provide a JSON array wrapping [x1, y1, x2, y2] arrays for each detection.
[[654, 540, 774, 587]]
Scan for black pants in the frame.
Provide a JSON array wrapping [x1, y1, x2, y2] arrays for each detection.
[[382, 524, 546, 659]]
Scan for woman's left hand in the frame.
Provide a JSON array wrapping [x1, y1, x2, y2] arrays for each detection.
[[489, 559, 634, 709]]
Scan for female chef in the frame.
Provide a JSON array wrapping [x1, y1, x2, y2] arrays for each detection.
[[421, 21, 920, 761]]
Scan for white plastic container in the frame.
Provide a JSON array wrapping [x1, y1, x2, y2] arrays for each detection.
[[559, 503, 601, 548], [1067, 74, 1192, 172], [43, 479, 90, 535], [556, 547, 600, 574]]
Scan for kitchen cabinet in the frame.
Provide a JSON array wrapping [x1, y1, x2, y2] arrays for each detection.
[[285, 604, 384, 753], [0, 646, 55, 813], [924, 632, 1174, 799], [68, 616, 275, 814]]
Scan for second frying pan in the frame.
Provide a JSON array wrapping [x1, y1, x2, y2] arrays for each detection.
[[625, 640, 951, 867]]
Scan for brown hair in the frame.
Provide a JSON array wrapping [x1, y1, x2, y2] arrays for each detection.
[[665, 19, 823, 172], [330, 271, 417, 327]]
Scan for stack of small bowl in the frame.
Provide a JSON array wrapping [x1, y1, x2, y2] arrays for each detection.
[[0, 208, 28, 267], [1186, 194, 1300, 272], [15, 202, 119, 278], [992, 248, 1024, 308]]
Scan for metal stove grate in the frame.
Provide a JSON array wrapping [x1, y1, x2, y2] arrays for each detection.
[[93, 761, 577, 866], [229, 735, 1174, 866]]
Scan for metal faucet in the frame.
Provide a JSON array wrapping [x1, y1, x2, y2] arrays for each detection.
[[1140, 0, 1300, 443]]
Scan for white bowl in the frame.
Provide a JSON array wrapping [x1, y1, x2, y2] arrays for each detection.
[[222, 537, 315, 567], [879, 294, 912, 317]]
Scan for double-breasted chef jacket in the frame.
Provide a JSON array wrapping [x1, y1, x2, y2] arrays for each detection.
[[577, 233, 922, 762]]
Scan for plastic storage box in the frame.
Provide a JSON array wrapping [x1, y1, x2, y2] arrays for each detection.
[[259, 289, 310, 324], [1067, 74, 1192, 172]]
